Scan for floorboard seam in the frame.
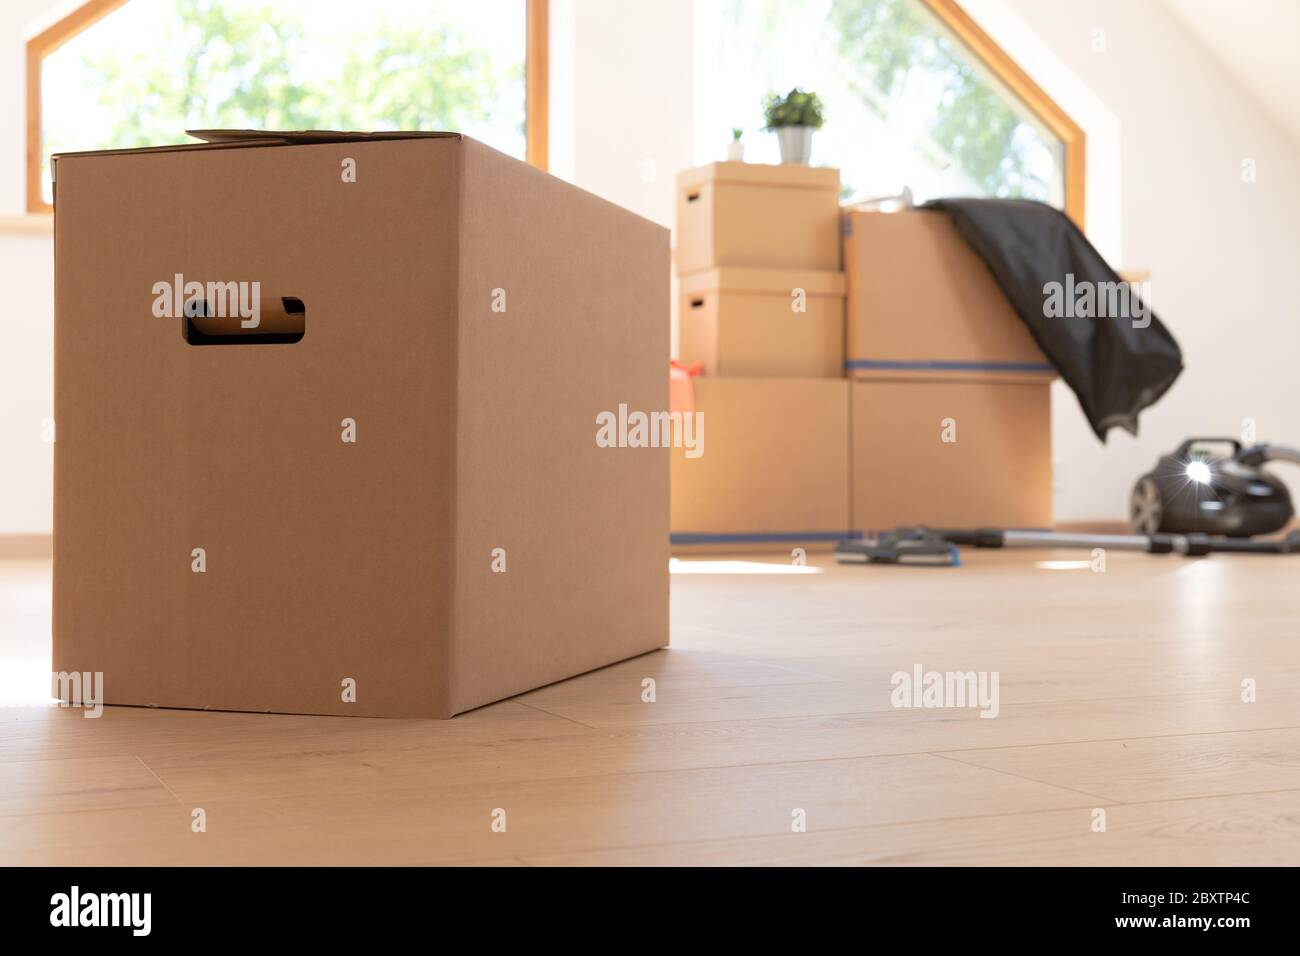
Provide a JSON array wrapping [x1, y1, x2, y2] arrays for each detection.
[[510, 699, 600, 731], [134, 753, 185, 806], [927, 751, 1120, 804]]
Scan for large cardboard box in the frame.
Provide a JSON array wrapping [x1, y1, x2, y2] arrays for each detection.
[[52, 130, 669, 719], [678, 267, 845, 378], [677, 162, 841, 273], [850, 377, 1052, 532], [842, 209, 1053, 381], [671, 378, 850, 552]]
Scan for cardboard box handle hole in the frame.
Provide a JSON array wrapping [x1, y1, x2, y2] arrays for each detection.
[[183, 296, 306, 346]]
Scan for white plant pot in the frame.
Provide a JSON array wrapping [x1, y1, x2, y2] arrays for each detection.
[[726, 141, 745, 162], [775, 126, 815, 165]]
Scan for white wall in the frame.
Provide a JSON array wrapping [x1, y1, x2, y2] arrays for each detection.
[[3, 0, 1299, 534], [0, 2, 66, 536], [549, 0, 695, 228], [0, 231, 54, 535]]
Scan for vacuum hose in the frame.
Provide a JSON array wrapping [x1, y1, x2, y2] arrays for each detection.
[[1236, 444, 1300, 468]]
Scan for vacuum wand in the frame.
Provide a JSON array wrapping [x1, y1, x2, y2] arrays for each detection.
[[934, 527, 1205, 555], [933, 527, 1300, 556]]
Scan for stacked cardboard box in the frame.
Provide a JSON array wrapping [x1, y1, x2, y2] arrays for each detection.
[[671, 163, 851, 552], [843, 209, 1054, 532]]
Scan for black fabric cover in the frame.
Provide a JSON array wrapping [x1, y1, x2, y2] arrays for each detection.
[[922, 198, 1183, 442]]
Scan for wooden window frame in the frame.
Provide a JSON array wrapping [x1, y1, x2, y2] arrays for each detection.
[[919, 0, 1086, 228], [25, 0, 549, 213]]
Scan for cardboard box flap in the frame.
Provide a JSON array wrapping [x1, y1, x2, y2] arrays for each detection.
[[51, 138, 285, 179], [51, 129, 465, 183], [186, 128, 463, 145], [680, 267, 845, 297], [678, 161, 840, 192]]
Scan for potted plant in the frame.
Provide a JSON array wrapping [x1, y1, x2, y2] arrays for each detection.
[[763, 88, 825, 165], [726, 127, 745, 162]]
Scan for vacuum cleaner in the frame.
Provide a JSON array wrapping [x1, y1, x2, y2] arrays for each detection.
[[1129, 438, 1299, 537], [836, 438, 1300, 565]]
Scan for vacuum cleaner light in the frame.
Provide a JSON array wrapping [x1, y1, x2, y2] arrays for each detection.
[[1186, 460, 1212, 484]]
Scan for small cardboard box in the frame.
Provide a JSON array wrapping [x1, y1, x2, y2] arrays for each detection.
[[676, 162, 841, 273], [842, 209, 1054, 381], [850, 377, 1052, 532], [52, 130, 669, 719], [678, 267, 845, 378], [671, 377, 851, 552]]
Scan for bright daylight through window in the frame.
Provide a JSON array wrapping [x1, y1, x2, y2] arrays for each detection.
[[37, 0, 527, 205], [695, 0, 1066, 206]]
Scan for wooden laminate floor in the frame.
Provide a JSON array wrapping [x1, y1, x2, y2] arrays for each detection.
[[2, 549, 1298, 866]]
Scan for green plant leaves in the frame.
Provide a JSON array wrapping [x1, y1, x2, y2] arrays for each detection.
[[763, 87, 825, 129]]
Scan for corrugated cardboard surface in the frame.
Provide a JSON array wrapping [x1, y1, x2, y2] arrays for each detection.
[[842, 209, 1054, 380], [53, 134, 668, 718], [678, 268, 845, 378], [671, 378, 850, 551], [850, 378, 1052, 532], [676, 163, 841, 273], [451, 139, 669, 715]]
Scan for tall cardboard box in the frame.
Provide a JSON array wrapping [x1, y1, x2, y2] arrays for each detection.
[[677, 163, 841, 273], [52, 130, 669, 719], [671, 378, 851, 552], [850, 377, 1052, 532], [842, 208, 1053, 380], [678, 268, 845, 377]]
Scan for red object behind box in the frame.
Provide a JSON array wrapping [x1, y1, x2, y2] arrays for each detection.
[[670, 360, 702, 414]]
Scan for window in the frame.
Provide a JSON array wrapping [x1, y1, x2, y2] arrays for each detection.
[[694, 0, 1083, 222], [28, 0, 548, 212]]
